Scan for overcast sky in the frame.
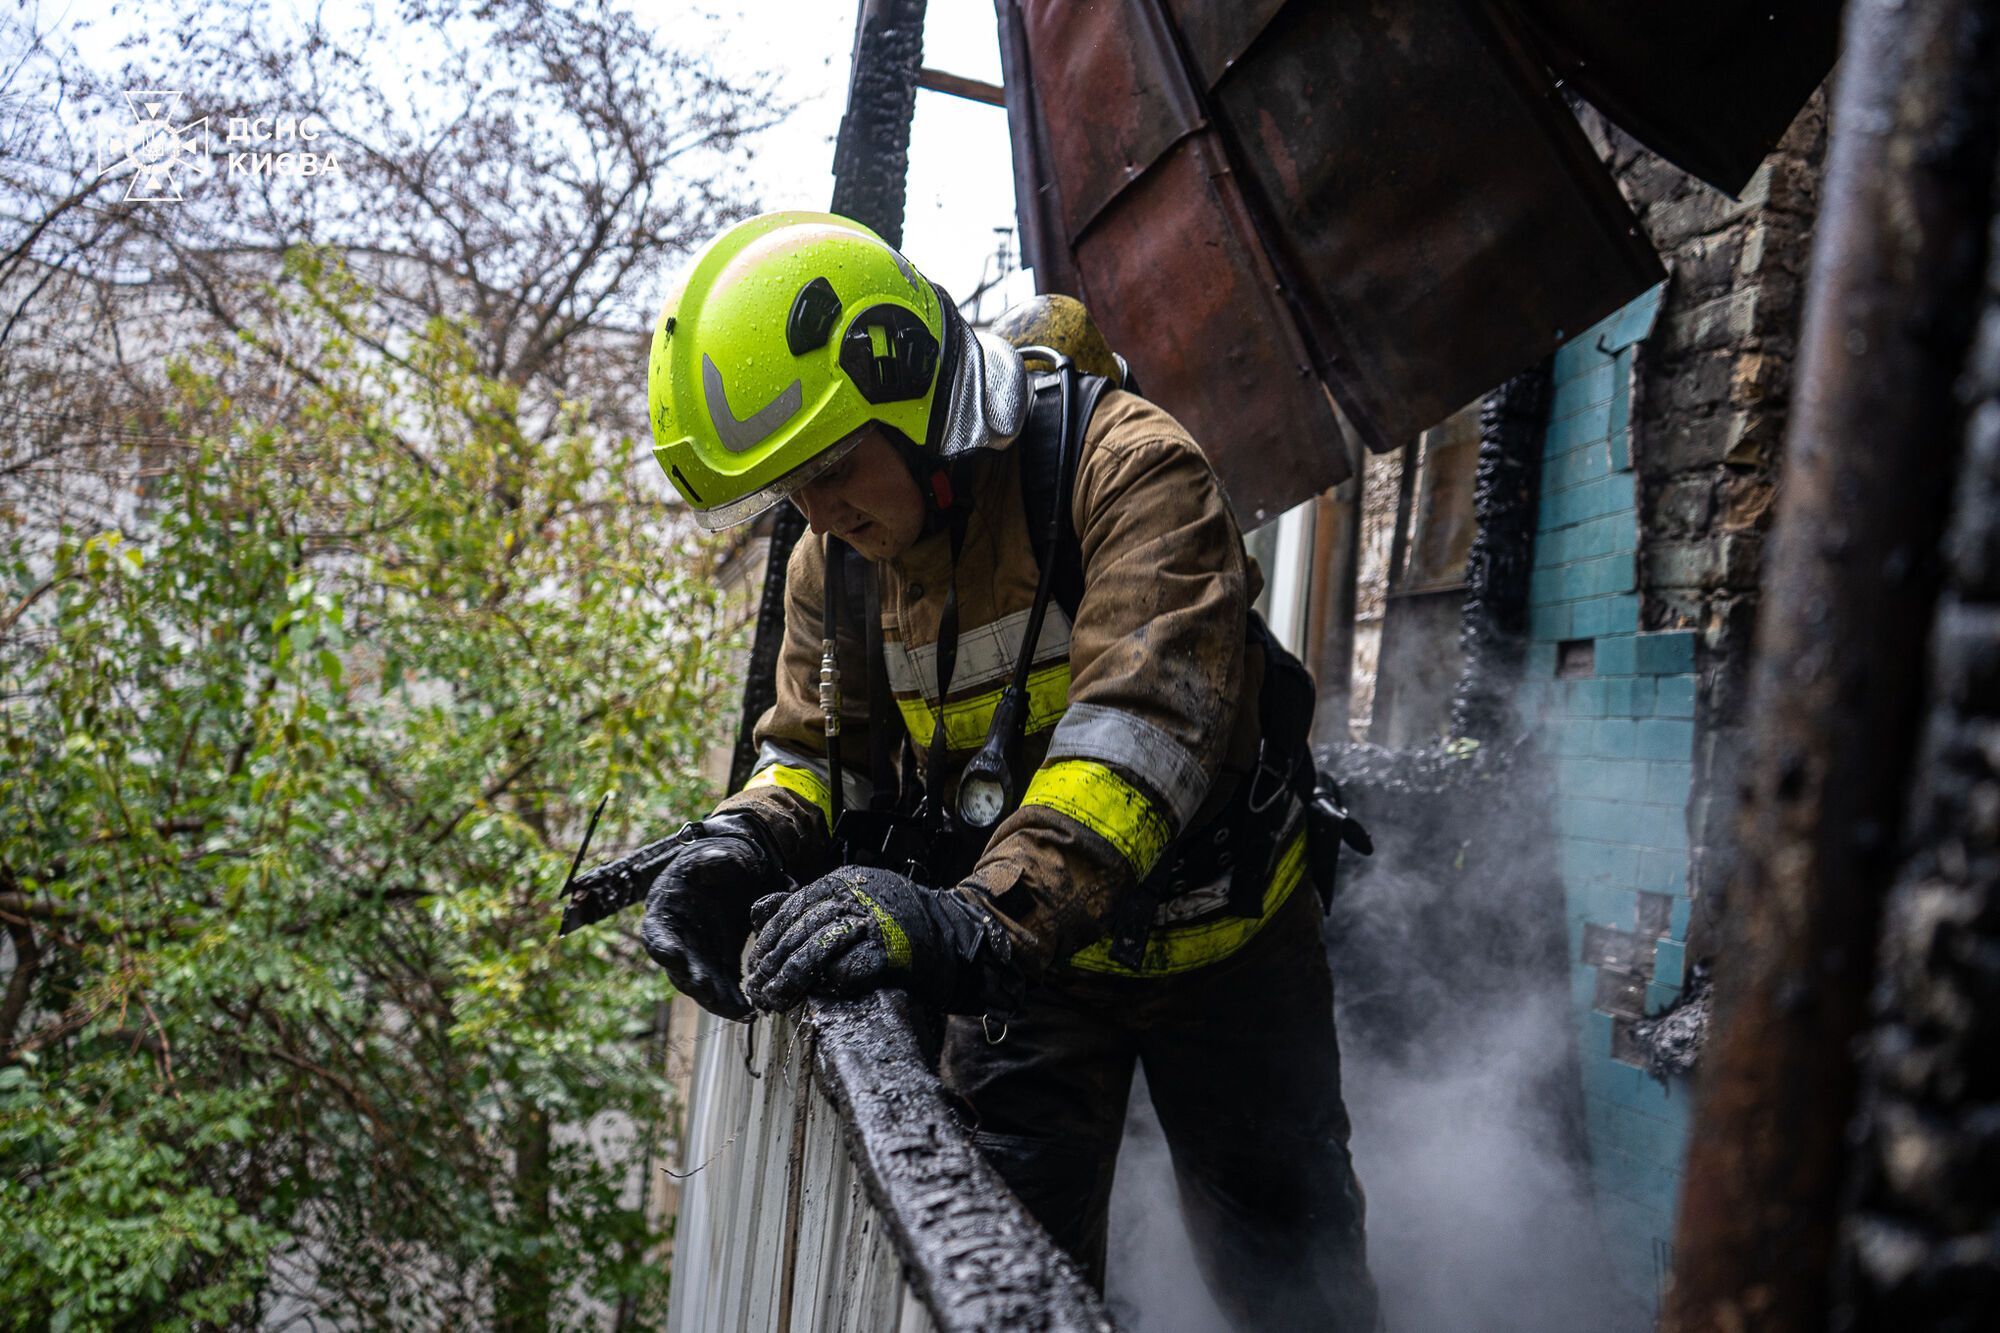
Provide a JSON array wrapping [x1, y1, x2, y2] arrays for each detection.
[[50, 0, 1024, 320], [682, 0, 1023, 313]]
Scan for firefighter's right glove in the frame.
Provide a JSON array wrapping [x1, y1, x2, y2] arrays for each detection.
[[742, 865, 1020, 1016], [640, 812, 787, 1022]]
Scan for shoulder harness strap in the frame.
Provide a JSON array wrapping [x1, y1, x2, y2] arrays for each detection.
[[1017, 371, 1113, 623]]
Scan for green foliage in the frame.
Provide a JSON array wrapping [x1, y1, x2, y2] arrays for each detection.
[[0, 251, 732, 1328]]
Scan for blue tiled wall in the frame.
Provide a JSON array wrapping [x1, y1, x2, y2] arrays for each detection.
[[1518, 286, 1693, 1310]]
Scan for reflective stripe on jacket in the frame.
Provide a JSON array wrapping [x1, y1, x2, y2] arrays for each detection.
[[715, 389, 1295, 980]]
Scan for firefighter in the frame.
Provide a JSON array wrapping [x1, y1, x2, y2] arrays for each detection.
[[642, 211, 1378, 1330]]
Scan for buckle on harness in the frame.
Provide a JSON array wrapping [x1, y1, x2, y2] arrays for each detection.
[[1226, 740, 1304, 918], [1245, 738, 1297, 816]]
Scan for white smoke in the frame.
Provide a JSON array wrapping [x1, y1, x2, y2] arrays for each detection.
[[1105, 898, 1648, 1332], [1342, 997, 1646, 1333], [1104, 1072, 1229, 1332]]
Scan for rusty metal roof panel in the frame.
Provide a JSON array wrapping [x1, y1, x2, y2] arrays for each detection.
[[1210, 0, 1665, 452], [1001, 0, 1664, 509], [1075, 133, 1350, 524], [1022, 0, 1201, 237], [998, 0, 1833, 514], [1161, 0, 1289, 89]]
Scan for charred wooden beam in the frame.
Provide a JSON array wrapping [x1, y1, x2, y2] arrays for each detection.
[[1664, 0, 2000, 1327], [918, 67, 1004, 106], [807, 991, 1113, 1330], [829, 0, 930, 250], [1835, 24, 2000, 1323], [1452, 362, 1552, 742]]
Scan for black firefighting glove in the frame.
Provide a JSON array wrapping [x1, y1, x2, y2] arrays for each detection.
[[640, 811, 789, 1021], [742, 865, 1021, 1015]]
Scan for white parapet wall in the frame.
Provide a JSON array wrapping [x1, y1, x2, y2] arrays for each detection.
[[666, 1003, 931, 1333], [664, 991, 1113, 1333]]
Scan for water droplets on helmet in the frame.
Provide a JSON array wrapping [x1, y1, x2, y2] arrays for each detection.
[[647, 210, 951, 530]]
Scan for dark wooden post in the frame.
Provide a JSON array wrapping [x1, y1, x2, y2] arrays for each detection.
[[1663, 0, 1999, 1327], [1834, 189, 2000, 1328]]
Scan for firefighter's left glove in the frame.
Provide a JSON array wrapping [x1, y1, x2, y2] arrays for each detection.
[[742, 865, 1020, 1015], [640, 812, 787, 1022]]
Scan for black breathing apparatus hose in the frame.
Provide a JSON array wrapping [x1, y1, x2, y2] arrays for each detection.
[[955, 346, 1075, 832], [814, 345, 1078, 853], [820, 532, 845, 835]]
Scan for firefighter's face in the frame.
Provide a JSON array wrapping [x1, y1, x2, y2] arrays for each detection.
[[791, 427, 926, 561]]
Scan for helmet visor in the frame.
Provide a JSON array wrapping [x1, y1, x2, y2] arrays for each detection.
[[690, 430, 867, 531]]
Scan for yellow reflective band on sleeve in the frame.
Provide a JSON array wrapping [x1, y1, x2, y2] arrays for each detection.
[[894, 662, 1071, 752], [744, 764, 833, 832], [1021, 758, 1175, 879], [1064, 826, 1308, 977]]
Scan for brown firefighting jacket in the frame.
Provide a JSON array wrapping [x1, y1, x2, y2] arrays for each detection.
[[712, 389, 1310, 981]]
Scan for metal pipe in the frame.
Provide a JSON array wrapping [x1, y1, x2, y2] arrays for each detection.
[[993, 0, 1079, 299], [1385, 436, 1420, 597], [1663, 0, 1999, 1327], [1304, 482, 1361, 745]]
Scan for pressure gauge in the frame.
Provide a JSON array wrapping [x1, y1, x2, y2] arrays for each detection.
[[956, 687, 1027, 831], [956, 771, 1011, 830]]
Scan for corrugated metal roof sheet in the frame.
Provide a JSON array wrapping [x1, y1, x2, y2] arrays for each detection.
[[997, 0, 1838, 522]]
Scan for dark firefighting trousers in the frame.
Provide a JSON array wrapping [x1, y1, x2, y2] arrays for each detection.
[[941, 882, 1380, 1332]]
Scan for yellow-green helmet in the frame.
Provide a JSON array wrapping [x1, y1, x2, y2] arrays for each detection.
[[649, 211, 1030, 529]]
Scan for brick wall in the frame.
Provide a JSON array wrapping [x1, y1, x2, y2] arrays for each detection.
[[1520, 289, 1695, 1311], [1578, 99, 1829, 959], [1507, 92, 1829, 1317]]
